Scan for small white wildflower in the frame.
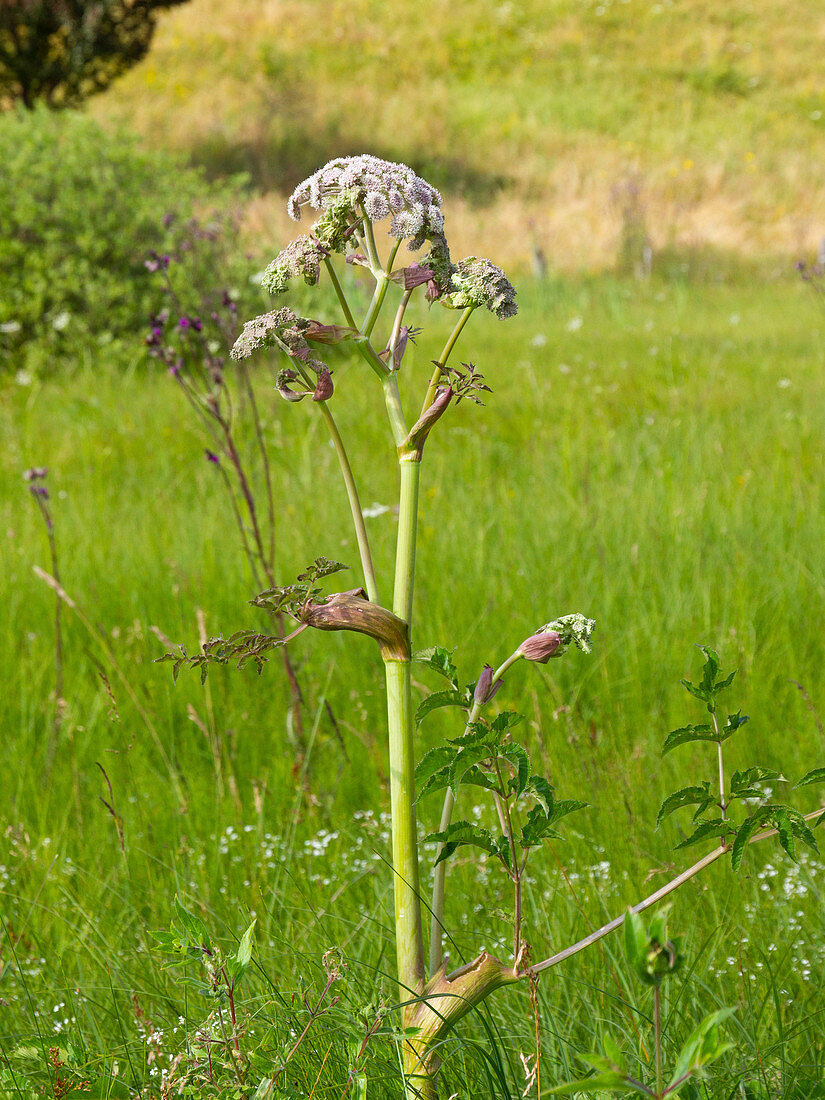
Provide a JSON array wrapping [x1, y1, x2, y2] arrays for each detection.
[[566, 316, 583, 331], [0, 320, 22, 334], [362, 502, 391, 518], [52, 311, 71, 332]]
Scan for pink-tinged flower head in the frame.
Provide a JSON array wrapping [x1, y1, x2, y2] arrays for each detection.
[[287, 154, 444, 249]]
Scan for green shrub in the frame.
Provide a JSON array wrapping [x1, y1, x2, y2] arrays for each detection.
[[0, 106, 253, 375]]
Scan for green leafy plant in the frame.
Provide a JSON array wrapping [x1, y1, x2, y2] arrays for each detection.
[[0, 106, 249, 376], [548, 907, 734, 1098], [657, 646, 823, 871]]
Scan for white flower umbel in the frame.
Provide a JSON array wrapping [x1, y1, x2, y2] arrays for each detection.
[[288, 154, 444, 249], [446, 256, 518, 319], [261, 236, 327, 295], [230, 307, 309, 360]]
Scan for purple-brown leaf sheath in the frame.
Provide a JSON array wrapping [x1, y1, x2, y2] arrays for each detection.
[[403, 385, 453, 456], [517, 630, 562, 663], [302, 590, 410, 661]]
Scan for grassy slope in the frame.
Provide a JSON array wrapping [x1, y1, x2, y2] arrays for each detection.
[[91, 0, 825, 268], [2, 271, 825, 1092]]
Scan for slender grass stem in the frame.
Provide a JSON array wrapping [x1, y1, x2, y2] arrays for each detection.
[[32, 567, 187, 808], [654, 986, 663, 1098]]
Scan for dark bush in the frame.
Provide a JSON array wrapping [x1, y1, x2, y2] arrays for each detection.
[[0, 0, 189, 109]]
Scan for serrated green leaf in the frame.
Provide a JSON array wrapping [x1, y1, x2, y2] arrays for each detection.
[[674, 818, 728, 850], [787, 807, 820, 853], [173, 895, 210, 949], [501, 742, 531, 796], [455, 765, 500, 792], [730, 766, 782, 798], [414, 646, 460, 687], [601, 1034, 626, 1072], [544, 1071, 629, 1095], [521, 798, 587, 847], [730, 809, 770, 871], [656, 783, 713, 828], [490, 710, 525, 735], [523, 775, 555, 815], [415, 689, 469, 726], [427, 821, 501, 867], [661, 723, 715, 755], [795, 767, 825, 789], [624, 909, 647, 974], [235, 917, 256, 969], [450, 743, 494, 793], [415, 745, 456, 798], [447, 720, 492, 747], [669, 1008, 735, 1087]]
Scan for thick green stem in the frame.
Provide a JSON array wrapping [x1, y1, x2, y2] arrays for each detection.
[[362, 274, 390, 338], [383, 374, 409, 447], [314, 403, 380, 604], [384, 660, 426, 1023], [393, 456, 420, 621], [385, 449, 428, 1097]]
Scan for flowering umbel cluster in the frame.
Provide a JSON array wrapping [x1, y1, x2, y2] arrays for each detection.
[[446, 256, 518, 320], [518, 613, 596, 663], [287, 153, 445, 249], [247, 153, 517, 321], [261, 236, 327, 295], [230, 307, 312, 362]]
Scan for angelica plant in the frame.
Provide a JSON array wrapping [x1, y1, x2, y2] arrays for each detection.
[[162, 155, 825, 1099]]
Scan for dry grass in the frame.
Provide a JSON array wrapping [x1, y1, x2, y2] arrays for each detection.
[[91, 0, 825, 269]]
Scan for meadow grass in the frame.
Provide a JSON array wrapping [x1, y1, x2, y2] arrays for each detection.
[[89, 0, 825, 268], [2, 268, 825, 1094]]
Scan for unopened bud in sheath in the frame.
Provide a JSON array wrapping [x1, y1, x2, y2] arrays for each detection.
[[474, 664, 503, 705], [312, 368, 334, 402], [517, 630, 562, 663]]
